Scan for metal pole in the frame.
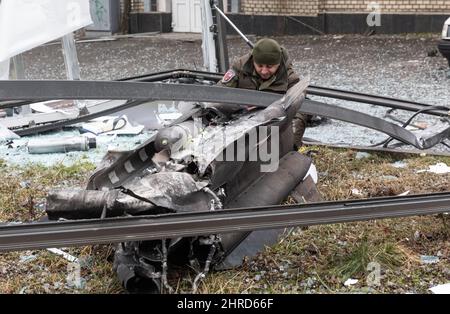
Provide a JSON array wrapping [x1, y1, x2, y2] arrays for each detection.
[[61, 33, 81, 80], [201, 0, 218, 72], [0, 59, 13, 116], [213, 0, 230, 72], [11, 54, 31, 115], [61, 33, 87, 112], [212, 4, 254, 49]]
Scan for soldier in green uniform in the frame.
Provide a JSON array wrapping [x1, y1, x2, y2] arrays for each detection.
[[218, 38, 308, 148]]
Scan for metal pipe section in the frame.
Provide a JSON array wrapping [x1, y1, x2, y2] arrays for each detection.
[[212, 4, 254, 49], [27, 136, 96, 154], [0, 192, 449, 252]]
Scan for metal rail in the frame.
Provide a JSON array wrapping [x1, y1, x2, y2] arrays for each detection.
[[1, 70, 449, 117], [0, 192, 449, 252], [123, 69, 450, 116], [306, 86, 450, 117], [1, 79, 448, 148], [0, 80, 279, 103], [302, 140, 450, 157]]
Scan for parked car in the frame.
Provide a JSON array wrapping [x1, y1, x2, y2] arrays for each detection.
[[438, 17, 450, 67]]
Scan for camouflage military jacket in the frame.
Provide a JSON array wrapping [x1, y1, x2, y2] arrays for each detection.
[[218, 48, 300, 94]]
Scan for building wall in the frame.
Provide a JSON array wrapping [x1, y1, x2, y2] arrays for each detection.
[[240, 0, 450, 16], [241, 0, 319, 16], [128, 0, 449, 34], [130, 0, 450, 14], [321, 0, 450, 13], [131, 0, 144, 13]]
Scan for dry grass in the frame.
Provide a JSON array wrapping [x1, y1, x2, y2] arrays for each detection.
[[0, 147, 449, 294], [0, 158, 95, 222], [195, 147, 450, 294]]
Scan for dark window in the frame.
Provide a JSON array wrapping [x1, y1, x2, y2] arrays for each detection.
[[227, 0, 240, 13], [143, 0, 157, 12], [150, 0, 157, 12]]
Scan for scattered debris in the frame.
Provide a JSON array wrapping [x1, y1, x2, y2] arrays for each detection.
[[80, 115, 144, 136], [397, 191, 410, 196], [19, 181, 31, 189], [380, 175, 398, 181], [304, 277, 316, 288], [351, 188, 363, 196], [391, 160, 407, 168], [156, 111, 183, 127], [344, 278, 358, 286], [413, 122, 428, 130], [19, 253, 37, 264], [66, 272, 86, 289], [420, 255, 440, 264], [0, 123, 20, 140], [47, 248, 79, 263], [417, 163, 450, 174], [429, 283, 450, 294], [355, 152, 371, 160], [30, 101, 72, 113]]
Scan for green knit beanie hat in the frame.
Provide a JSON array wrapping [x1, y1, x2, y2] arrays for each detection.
[[252, 38, 282, 65]]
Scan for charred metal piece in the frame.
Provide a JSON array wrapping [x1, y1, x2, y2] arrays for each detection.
[[47, 171, 218, 220], [41, 79, 311, 293]]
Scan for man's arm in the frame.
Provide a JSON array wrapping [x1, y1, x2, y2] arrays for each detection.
[[217, 68, 239, 88], [287, 65, 300, 90]]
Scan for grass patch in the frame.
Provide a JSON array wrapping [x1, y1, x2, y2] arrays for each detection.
[[332, 235, 405, 279], [0, 159, 95, 221]]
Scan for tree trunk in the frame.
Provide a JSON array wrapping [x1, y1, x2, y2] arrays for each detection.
[[121, 0, 132, 34]]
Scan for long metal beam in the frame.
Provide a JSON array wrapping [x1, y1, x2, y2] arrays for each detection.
[[0, 192, 449, 252], [1, 80, 447, 148], [1, 72, 449, 117], [301, 100, 423, 148], [302, 140, 450, 157], [0, 80, 280, 103], [123, 69, 450, 117], [306, 86, 450, 117]]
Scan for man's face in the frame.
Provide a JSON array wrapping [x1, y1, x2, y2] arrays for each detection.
[[253, 62, 280, 80]]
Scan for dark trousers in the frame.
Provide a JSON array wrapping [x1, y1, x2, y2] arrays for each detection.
[[292, 112, 309, 148]]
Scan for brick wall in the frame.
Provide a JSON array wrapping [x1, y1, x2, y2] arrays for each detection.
[[241, 0, 319, 16], [131, 0, 144, 13], [321, 0, 450, 13], [130, 0, 450, 15], [241, 0, 450, 15]]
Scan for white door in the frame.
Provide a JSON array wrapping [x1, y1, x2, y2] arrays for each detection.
[[190, 0, 202, 33], [172, 0, 202, 33]]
